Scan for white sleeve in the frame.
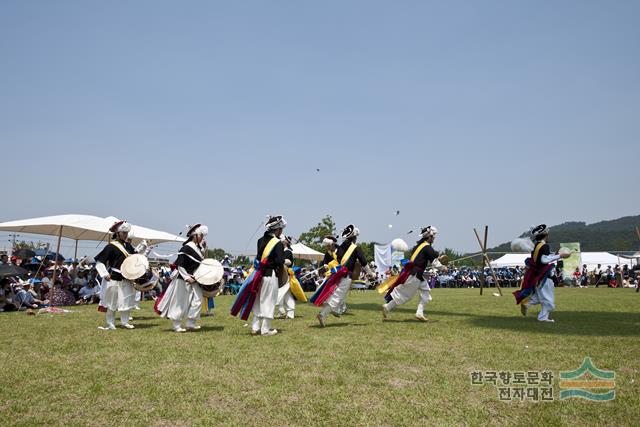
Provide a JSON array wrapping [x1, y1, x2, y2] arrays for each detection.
[[431, 259, 445, 270], [177, 266, 191, 281], [540, 254, 561, 264], [95, 262, 109, 278]]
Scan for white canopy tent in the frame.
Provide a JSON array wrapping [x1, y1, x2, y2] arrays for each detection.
[[290, 243, 324, 261], [0, 214, 183, 283], [490, 252, 633, 270], [0, 214, 113, 242], [489, 253, 528, 268]]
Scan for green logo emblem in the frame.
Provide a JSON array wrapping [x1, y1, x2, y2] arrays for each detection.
[[559, 357, 615, 401]]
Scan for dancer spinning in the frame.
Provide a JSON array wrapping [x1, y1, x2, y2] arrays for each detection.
[[312, 224, 374, 327], [231, 215, 286, 336], [513, 224, 570, 323], [156, 224, 208, 332], [95, 220, 138, 330], [379, 226, 447, 321]]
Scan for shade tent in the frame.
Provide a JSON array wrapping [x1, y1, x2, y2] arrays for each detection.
[[290, 243, 324, 261], [0, 215, 113, 242], [0, 214, 183, 284], [489, 253, 528, 268], [0, 215, 183, 247], [581, 252, 632, 270], [490, 252, 633, 270]]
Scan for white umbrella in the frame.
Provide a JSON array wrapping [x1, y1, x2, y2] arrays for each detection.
[[0, 214, 183, 283], [291, 243, 324, 261], [0, 214, 116, 283], [0, 214, 112, 241]]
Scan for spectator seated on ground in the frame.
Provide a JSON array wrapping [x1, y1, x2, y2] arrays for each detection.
[[0, 278, 18, 312], [77, 280, 101, 304], [47, 280, 76, 307], [13, 281, 47, 310]]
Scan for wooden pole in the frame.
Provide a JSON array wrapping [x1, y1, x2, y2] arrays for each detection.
[[474, 227, 503, 296], [474, 228, 485, 295], [50, 226, 63, 286]]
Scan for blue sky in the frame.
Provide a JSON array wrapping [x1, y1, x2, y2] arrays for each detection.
[[1, 0, 639, 257]]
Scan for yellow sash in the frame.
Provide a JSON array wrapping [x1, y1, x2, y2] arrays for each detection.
[[324, 251, 339, 277], [410, 242, 430, 262], [287, 268, 308, 302], [532, 242, 545, 264], [110, 241, 131, 258], [261, 237, 280, 261], [341, 244, 357, 265], [377, 242, 429, 294]]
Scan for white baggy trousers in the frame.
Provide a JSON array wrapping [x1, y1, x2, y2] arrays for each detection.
[[277, 280, 295, 319], [252, 272, 279, 334], [527, 278, 555, 321], [384, 275, 432, 316], [157, 278, 203, 328]]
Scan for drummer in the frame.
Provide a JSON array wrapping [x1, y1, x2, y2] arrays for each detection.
[[95, 220, 138, 330], [156, 224, 208, 332]]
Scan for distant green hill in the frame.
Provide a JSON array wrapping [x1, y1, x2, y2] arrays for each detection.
[[489, 215, 640, 254]]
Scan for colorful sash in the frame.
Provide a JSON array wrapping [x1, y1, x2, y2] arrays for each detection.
[[230, 237, 280, 320], [324, 251, 339, 278], [288, 267, 307, 302], [310, 244, 357, 306], [512, 242, 554, 305], [377, 242, 429, 302]]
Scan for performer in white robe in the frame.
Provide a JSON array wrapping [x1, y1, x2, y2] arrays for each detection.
[[157, 224, 208, 332], [522, 224, 569, 322], [382, 226, 447, 321], [251, 215, 287, 336], [95, 221, 137, 330], [277, 236, 296, 319], [316, 225, 375, 327]]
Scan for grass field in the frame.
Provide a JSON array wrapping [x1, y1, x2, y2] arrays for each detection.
[[1, 287, 639, 426]]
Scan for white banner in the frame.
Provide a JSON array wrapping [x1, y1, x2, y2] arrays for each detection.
[[374, 243, 392, 275]]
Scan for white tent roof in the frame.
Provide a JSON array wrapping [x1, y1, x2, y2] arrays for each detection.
[[490, 252, 633, 270], [490, 253, 528, 268], [0, 214, 113, 241], [581, 252, 632, 270], [291, 243, 324, 261], [0, 214, 183, 246]]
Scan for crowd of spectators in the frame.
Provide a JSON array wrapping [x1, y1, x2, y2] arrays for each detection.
[[2, 250, 639, 312]]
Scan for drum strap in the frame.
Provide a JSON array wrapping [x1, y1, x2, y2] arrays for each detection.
[[110, 241, 131, 258], [176, 252, 205, 264]]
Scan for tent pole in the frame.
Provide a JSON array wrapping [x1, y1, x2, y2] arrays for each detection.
[[74, 239, 78, 261], [51, 226, 63, 286]]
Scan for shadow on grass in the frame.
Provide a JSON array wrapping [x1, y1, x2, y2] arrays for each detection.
[[308, 323, 367, 329], [126, 323, 157, 330], [199, 325, 224, 332], [348, 303, 415, 314], [383, 319, 440, 324], [465, 311, 640, 337], [348, 305, 639, 337]]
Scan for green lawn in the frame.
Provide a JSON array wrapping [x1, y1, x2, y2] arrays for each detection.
[[1, 288, 638, 426]]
